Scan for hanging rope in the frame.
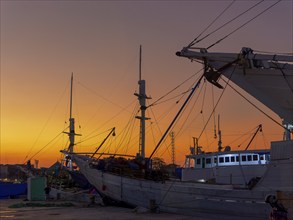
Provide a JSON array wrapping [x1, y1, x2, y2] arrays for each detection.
[[151, 89, 190, 107], [212, 86, 217, 139], [207, 0, 282, 49], [177, 91, 204, 142], [200, 79, 207, 113], [272, 62, 293, 94], [149, 73, 205, 159], [164, 78, 206, 143], [147, 68, 203, 108], [197, 58, 239, 141], [112, 103, 139, 155], [188, 0, 236, 47]]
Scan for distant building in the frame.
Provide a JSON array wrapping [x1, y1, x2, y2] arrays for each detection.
[[0, 164, 28, 182], [0, 165, 8, 179]]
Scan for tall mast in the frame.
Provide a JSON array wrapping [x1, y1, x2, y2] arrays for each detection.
[[134, 45, 150, 158], [63, 73, 81, 171], [68, 73, 75, 154]]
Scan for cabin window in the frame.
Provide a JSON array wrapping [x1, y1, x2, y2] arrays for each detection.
[[225, 157, 230, 163], [253, 155, 258, 161], [196, 158, 201, 165], [206, 158, 211, 164], [202, 158, 206, 168], [231, 156, 235, 162], [266, 155, 270, 161], [247, 155, 252, 161], [260, 155, 264, 160], [242, 155, 247, 161], [219, 157, 224, 163], [236, 156, 239, 162]]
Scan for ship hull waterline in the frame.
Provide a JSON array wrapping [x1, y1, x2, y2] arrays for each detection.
[[73, 155, 272, 217]]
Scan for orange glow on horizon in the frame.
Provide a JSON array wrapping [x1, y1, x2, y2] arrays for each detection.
[[1, 1, 291, 168]]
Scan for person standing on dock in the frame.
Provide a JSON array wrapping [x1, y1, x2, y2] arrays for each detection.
[[44, 185, 51, 200]]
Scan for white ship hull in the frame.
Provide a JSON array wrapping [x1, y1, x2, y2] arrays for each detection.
[[72, 140, 293, 218], [181, 164, 267, 185]]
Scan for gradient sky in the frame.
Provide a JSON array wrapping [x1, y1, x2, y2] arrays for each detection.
[[1, 0, 292, 168]]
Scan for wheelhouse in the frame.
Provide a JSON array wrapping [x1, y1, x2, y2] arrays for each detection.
[[185, 150, 270, 168]]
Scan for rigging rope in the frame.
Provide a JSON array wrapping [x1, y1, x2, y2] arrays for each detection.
[[23, 81, 70, 164], [200, 79, 207, 113], [227, 124, 261, 149], [112, 102, 139, 155], [25, 127, 68, 163], [75, 128, 114, 145], [147, 68, 203, 108], [145, 70, 205, 158], [212, 86, 217, 139], [273, 62, 293, 94], [207, 0, 282, 49], [149, 73, 205, 159], [173, 79, 206, 139], [78, 80, 131, 113], [153, 77, 207, 159], [188, 0, 236, 47], [190, 0, 265, 47], [221, 77, 289, 132], [152, 89, 190, 107], [261, 129, 270, 149], [197, 56, 238, 141], [81, 99, 137, 142]]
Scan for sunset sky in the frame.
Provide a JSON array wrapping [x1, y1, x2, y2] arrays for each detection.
[[1, 0, 292, 168]]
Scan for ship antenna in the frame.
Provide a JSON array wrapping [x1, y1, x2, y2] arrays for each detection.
[[139, 45, 142, 81], [70, 73, 73, 119], [218, 114, 222, 152]]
